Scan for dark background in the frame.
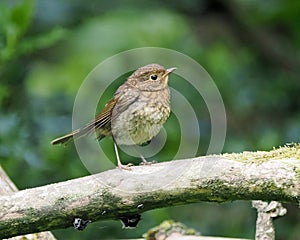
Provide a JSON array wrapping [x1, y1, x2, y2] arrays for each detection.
[[1, 0, 300, 239]]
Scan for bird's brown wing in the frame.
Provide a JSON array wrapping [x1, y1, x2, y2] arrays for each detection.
[[93, 84, 140, 131], [51, 96, 120, 145], [80, 96, 120, 139], [51, 84, 139, 145], [93, 97, 119, 131]]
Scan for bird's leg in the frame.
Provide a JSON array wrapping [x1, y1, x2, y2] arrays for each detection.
[[139, 154, 152, 165], [114, 142, 132, 170]]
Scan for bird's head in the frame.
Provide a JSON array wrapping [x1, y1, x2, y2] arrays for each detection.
[[127, 64, 176, 91]]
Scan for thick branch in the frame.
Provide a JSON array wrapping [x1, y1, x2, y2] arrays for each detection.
[[0, 166, 56, 240], [0, 146, 299, 238]]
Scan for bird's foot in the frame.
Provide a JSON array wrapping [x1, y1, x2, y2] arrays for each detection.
[[140, 161, 153, 166], [117, 163, 133, 170], [140, 157, 157, 166]]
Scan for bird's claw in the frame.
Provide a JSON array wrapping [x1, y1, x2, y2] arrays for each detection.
[[117, 163, 133, 170], [140, 160, 157, 166]]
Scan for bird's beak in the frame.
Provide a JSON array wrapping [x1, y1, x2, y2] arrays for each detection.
[[164, 67, 176, 78], [166, 67, 176, 74]]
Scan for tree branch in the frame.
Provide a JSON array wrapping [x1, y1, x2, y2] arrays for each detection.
[[252, 200, 287, 240], [0, 146, 299, 239], [0, 166, 57, 240]]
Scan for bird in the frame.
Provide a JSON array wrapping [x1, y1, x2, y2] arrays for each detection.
[[51, 63, 176, 169]]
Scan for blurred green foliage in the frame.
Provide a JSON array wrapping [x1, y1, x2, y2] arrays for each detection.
[[0, 0, 35, 61], [0, 0, 300, 239]]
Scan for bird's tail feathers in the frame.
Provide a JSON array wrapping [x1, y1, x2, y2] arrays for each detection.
[[51, 121, 108, 145], [51, 123, 96, 145], [51, 129, 81, 145]]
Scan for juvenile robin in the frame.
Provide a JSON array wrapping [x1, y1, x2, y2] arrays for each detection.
[[51, 64, 176, 169]]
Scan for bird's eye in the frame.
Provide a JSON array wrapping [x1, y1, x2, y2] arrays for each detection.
[[150, 74, 158, 80]]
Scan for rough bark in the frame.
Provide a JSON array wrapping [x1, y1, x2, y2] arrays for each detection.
[[0, 166, 57, 240], [0, 146, 299, 239], [252, 201, 287, 240]]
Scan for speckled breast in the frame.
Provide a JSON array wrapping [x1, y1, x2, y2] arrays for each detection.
[[111, 90, 170, 146]]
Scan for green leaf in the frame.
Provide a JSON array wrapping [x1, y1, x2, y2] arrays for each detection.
[[9, 0, 35, 38], [0, 0, 35, 62], [19, 27, 68, 55]]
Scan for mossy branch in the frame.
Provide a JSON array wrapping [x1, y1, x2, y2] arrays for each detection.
[[0, 166, 57, 240], [0, 146, 300, 238]]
